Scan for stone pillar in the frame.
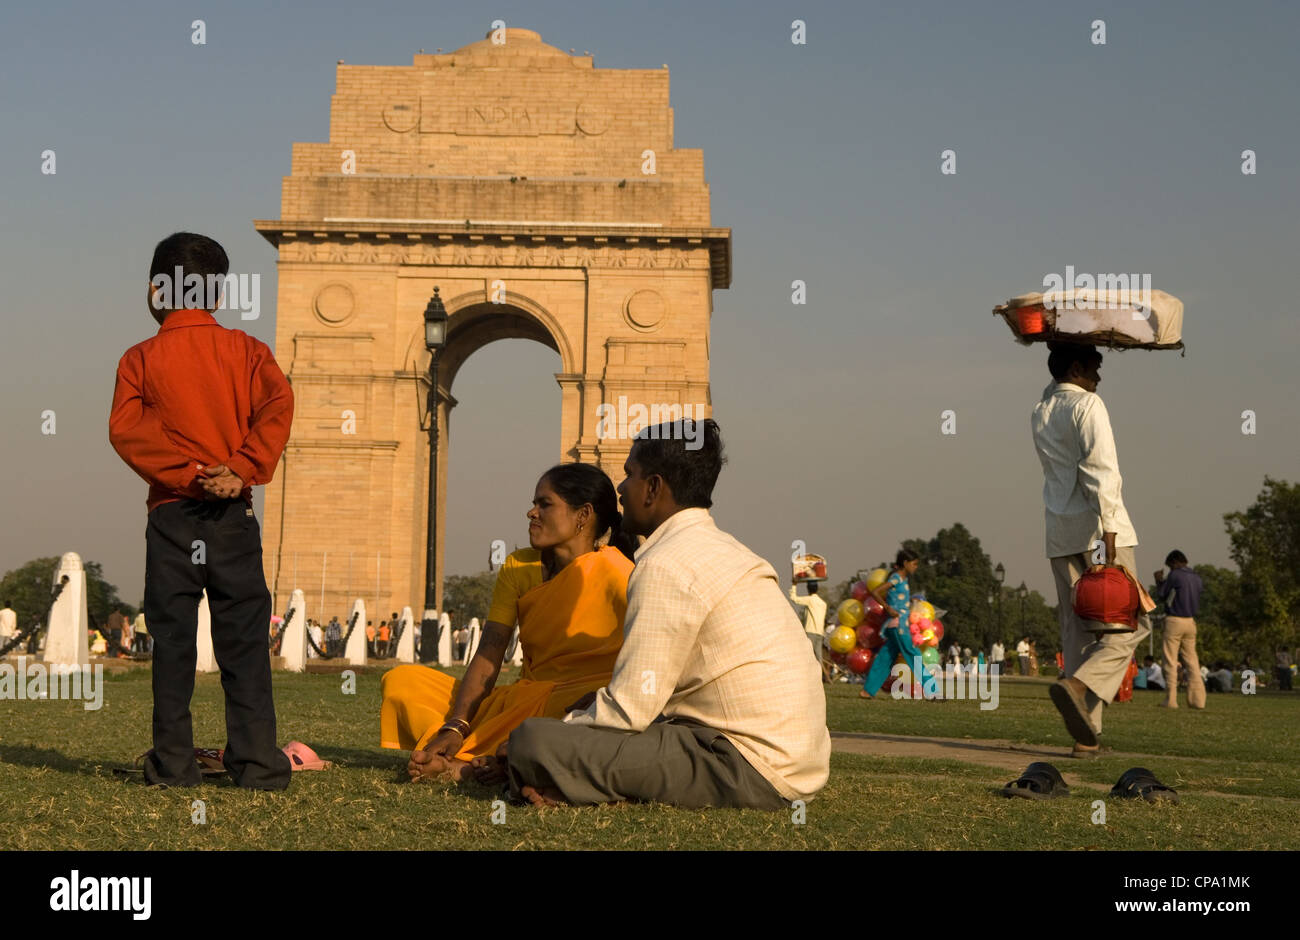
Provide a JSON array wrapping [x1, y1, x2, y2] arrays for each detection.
[[44, 552, 88, 667], [281, 589, 308, 672], [435, 609, 452, 666], [345, 599, 368, 665], [195, 591, 217, 673], [396, 605, 415, 663]]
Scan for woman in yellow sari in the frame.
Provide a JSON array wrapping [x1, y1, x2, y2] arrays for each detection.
[[380, 462, 636, 782]]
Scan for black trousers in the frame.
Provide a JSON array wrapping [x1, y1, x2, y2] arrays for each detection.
[[143, 499, 290, 790]]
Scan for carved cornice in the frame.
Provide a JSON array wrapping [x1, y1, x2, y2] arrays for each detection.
[[253, 221, 731, 288]]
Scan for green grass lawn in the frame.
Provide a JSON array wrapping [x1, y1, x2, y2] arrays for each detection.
[[1, 665, 1296, 850]]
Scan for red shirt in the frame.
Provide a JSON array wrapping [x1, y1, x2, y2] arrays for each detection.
[[109, 309, 293, 512]]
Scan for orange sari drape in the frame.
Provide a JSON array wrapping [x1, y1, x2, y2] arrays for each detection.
[[379, 545, 632, 760]]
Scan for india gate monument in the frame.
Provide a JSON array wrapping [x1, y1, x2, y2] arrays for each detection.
[[254, 27, 732, 619]]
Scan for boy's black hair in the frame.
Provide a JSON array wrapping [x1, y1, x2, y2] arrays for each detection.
[[629, 418, 726, 509], [149, 232, 229, 307], [1165, 549, 1188, 566], [1047, 342, 1102, 380]]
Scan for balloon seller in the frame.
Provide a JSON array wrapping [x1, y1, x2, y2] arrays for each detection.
[[859, 549, 925, 699]]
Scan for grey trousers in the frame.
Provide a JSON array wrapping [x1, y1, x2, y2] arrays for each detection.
[[506, 716, 789, 810], [1051, 545, 1152, 734]]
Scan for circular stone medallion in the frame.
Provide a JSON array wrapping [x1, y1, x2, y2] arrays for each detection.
[[624, 289, 667, 331], [313, 283, 356, 326]]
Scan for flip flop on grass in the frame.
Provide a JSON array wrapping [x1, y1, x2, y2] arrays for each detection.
[[999, 762, 1070, 800], [1111, 767, 1179, 804]]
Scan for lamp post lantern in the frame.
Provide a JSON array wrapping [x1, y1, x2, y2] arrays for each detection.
[[420, 287, 448, 663]]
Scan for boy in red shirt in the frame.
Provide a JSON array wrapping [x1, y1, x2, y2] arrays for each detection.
[[109, 232, 293, 790]]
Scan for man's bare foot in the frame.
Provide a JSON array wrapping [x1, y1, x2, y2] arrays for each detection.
[[858, 690, 873, 699], [469, 754, 507, 785], [520, 784, 566, 807]]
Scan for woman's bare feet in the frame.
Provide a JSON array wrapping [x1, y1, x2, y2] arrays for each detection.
[[520, 784, 566, 807], [858, 690, 873, 699], [407, 747, 453, 781]]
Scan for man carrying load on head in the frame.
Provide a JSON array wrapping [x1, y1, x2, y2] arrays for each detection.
[[1030, 343, 1152, 757]]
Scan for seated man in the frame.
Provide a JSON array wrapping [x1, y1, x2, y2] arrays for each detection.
[[506, 419, 831, 811], [1205, 662, 1233, 693], [1142, 655, 1166, 691]]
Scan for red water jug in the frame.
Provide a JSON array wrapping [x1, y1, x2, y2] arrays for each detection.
[[1072, 567, 1139, 631]]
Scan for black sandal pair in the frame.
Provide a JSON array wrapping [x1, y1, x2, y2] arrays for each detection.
[[999, 762, 1179, 803]]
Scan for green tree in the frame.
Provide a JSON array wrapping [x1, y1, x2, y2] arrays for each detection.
[[442, 570, 499, 624], [1182, 563, 1243, 665], [1223, 477, 1300, 661], [0, 556, 136, 633]]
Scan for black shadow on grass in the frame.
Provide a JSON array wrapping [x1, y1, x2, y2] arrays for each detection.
[[0, 744, 94, 775]]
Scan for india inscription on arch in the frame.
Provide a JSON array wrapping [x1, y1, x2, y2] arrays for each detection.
[[254, 27, 731, 618]]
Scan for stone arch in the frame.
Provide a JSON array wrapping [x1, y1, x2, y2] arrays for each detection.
[[402, 288, 577, 393]]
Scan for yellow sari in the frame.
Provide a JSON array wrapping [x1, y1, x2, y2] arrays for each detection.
[[379, 545, 633, 760]]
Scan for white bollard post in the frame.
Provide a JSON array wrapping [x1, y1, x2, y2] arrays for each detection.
[[195, 590, 217, 672], [44, 553, 89, 666], [510, 626, 524, 667], [436, 609, 452, 665], [466, 617, 482, 664], [345, 598, 367, 665], [281, 589, 308, 672], [396, 605, 415, 663]]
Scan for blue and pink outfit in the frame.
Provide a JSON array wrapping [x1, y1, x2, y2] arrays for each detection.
[[863, 570, 927, 695]]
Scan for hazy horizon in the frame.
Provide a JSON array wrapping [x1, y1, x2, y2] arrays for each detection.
[[2, 0, 1297, 617]]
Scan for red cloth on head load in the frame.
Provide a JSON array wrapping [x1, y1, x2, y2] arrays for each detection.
[[1072, 566, 1140, 631]]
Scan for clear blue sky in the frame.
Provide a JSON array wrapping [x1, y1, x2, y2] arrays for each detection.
[[2, 0, 1297, 613]]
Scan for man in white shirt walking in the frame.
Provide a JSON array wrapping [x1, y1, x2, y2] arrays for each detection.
[[990, 639, 1005, 674], [507, 419, 831, 809], [789, 580, 830, 681], [1030, 343, 1151, 755]]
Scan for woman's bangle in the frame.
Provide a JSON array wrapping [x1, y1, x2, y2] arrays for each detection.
[[442, 718, 470, 737]]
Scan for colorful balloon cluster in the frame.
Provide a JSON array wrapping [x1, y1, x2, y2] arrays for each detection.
[[828, 570, 890, 676], [874, 594, 947, 695], [903, 596, 945, 680]]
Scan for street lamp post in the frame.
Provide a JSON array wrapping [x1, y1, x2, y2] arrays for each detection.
[[420, 287, 448, 663], [993, 562, 1006, 652], [1017, 581, 1027, 644]]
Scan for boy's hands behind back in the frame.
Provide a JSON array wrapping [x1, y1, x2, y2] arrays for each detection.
[[198, 464, 244, 500]]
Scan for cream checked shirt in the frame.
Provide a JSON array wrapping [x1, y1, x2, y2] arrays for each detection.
[[565, 508, 831, 802], [1030, 381, 1138, 559]]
